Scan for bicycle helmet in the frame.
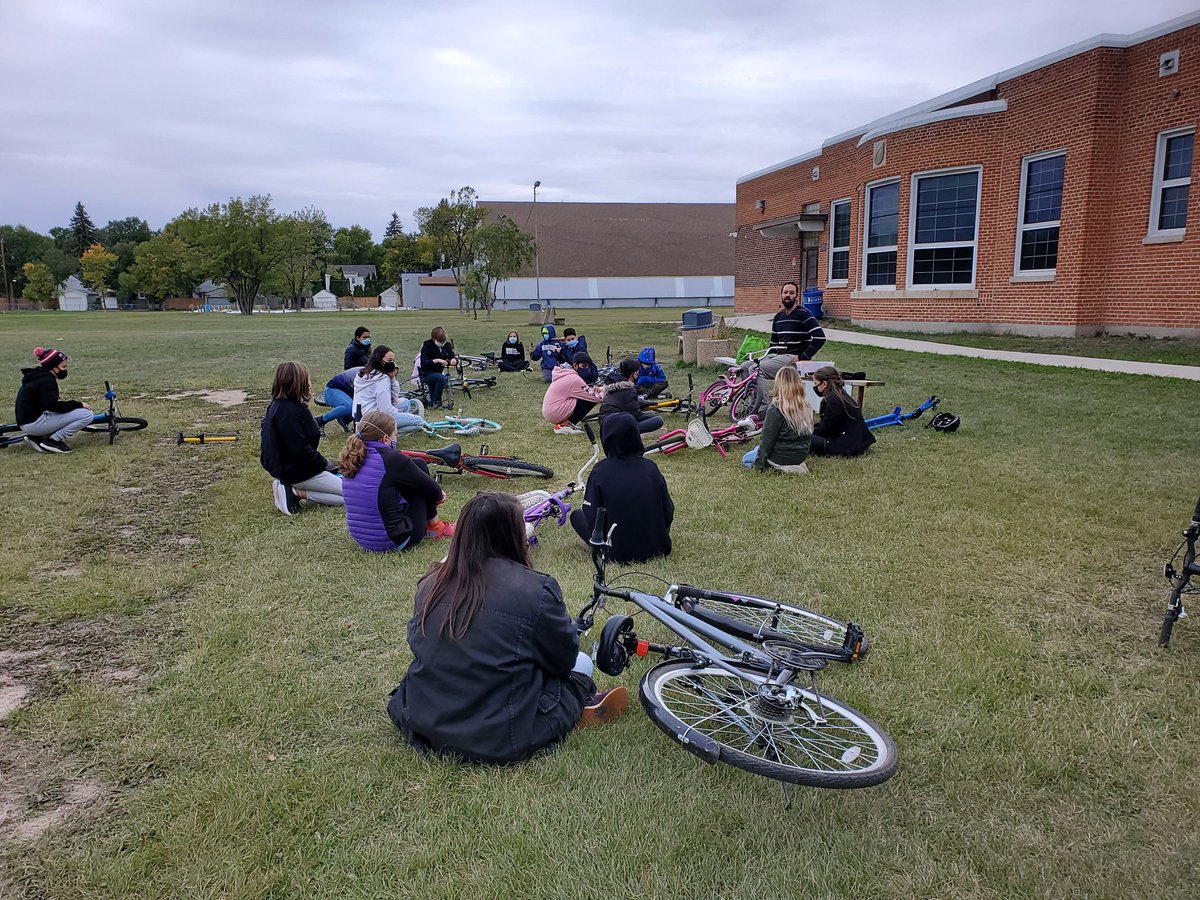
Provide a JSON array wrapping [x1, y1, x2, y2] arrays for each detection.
[[638, 347, 656, 365], [926, 412, 961, 432]]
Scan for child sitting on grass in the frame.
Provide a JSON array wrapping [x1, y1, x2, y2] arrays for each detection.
[[598, 358, 663, 435], [743, 366, 812, 474], [541, 352, 605, 435], [260, 361, 344, 515], [635, 347, 669, 399], [339, 410, 454, 551]]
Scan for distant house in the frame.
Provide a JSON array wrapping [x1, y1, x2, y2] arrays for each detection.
[[401, 202, 735, 310], [339, 265, 377, 293], [312, 288, 338, 309], [192, 279, 230, 307], [57, 275, 94, 311], [379, 285, 401, 308]]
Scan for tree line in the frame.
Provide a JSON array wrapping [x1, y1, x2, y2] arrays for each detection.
[[1, 187, 535, 317]]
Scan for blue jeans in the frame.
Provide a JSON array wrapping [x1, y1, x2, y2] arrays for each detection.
[[320, 386, 353, 426], [423, 372, 449, 405], [742, 446, 758, 468], [394, 409, 426, 437]]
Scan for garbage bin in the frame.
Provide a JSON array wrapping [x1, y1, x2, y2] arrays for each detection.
[[801, 288, 824, 318]]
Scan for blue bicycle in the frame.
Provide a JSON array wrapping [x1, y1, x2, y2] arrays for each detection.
[[1, 381, 147, 447]]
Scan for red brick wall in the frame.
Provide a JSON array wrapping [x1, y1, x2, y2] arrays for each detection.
[[735, 21, 1200, 335]]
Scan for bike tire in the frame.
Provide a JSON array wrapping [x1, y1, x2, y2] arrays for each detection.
[[83, 417, 148, 433], [0, 422, 21, 436], [639, 660, 897, 788], [729, 381, 765, 422], [462, 457, 554, 479], [701, 381, 733, 417], [676, 592, 867, 660]]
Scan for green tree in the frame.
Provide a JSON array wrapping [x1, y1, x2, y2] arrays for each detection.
[[415, 186, 486, 313], [21, 261, 57, 308], [69, 202, 97, 257], [379, 231, 436, 286], [330, 225, 380, 268], [177, 195, 285, 315], [384, 212, 403, 240], [461, 217, 537, 320], [0, 224, 57, 296], [269, 207, 333, 310], [99, 216, 153, 247], [80, 243, 118, 304], [124, 230, 205, 300]]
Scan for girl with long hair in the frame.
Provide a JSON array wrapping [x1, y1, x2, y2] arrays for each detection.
[[744, 365, 813, 474], [339, 410, 452, 551], [352, 345, 426, 437], [809, 366, 876, 457], [388, 492, 627, 764], [260, 361, 344, 515]]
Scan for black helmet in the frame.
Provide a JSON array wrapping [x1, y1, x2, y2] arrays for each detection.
[[926, 412, 961, 432]]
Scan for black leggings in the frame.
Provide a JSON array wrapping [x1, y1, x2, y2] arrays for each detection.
[[397, 459, 434, 550], [568, 399, 597, 424], [498, 359, 528, 372], [641, 381, 668, 400]]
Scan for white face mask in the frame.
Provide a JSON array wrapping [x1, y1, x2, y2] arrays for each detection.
[[434, 340, 445, 348]]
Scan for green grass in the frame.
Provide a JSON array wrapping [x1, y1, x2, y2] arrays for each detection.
[[1, 310, 1199, 899], [815, 317, 1200, 367]]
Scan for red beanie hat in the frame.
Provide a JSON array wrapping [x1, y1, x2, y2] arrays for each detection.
[[34, 347, 69, 369]]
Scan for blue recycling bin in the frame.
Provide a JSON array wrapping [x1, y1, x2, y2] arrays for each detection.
[[801, 288, 824, 318]]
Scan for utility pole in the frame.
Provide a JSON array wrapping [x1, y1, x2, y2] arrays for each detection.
[[533, 181, 541, 307], [0, 238, 11, 312]]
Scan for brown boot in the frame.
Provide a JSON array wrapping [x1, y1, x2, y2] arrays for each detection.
[[578, 686, 629, 728]]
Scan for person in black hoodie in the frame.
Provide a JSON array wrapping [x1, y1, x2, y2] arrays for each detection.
[[388, 492, 628, 765], [498, 330, 528, 372], [809, 366, 875, 457], [260, 361, 345, 515], [344, 326, 372, 370], [15, 347, 94, 453], [598, 358, 663, 435], [569, 412, 674, 563]]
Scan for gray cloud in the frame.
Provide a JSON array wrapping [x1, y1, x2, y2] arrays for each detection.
[[0, 0, 1194, 235]]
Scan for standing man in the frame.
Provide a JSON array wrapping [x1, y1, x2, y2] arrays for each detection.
[[759, 282, 826, 379], [344, 326, 372, 370]]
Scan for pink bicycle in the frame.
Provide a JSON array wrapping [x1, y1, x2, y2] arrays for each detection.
[[698, 346, 782, 422], [644, 415, 762, 459]]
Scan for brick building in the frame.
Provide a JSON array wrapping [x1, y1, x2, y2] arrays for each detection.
[[735, 12, 1199, 337]]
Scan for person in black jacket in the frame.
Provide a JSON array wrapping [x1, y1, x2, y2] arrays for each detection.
[[260, 361, 345, 515], [498, 330, 529, 372], [419, 325, 458, 409], [569, 413, 674, 563], [597, 358, 663, 435], [344, 326, 372, 370], [14, 347, 95, 453], [388, 492, 628, 765], [809, 366, 876, 457]]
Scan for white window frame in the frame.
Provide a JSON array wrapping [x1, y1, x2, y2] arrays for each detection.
[[1013, 149, 1065, 277], [906, 165, 982, 290], [1147, 126, 1194, 239], [827, 198, 852, 286], [861, 178, 900, 291]]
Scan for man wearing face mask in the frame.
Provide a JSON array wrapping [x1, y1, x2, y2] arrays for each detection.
[[15, 347, 94, 453], [759, 282, 826, 379], [344, 326, 373, 370]]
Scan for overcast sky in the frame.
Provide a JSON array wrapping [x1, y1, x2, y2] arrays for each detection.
[[1, 0, 1195, 237]]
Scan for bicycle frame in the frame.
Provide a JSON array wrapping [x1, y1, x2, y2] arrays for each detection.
[[865, 395, 941, 431], [521, 423, 599, 542], [647, 415, 761, 458], [1159, 496, 1200, 647]]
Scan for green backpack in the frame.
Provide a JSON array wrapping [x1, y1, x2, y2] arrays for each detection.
[[735, 335, 768, 363]]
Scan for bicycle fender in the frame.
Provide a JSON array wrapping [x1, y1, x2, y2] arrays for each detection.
[[642, 698, 722, 765]]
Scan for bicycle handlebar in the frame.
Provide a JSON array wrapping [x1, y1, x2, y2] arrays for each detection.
[[1192, 495, 1200, 524]]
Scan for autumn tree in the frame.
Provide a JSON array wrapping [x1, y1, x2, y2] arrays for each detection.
[[122, 230, 204, 300], [22, 261, 57, 308], [415, 186, 486, 313], [69, 202, 97, 257], [80, 243, 118, 304], [270, 207, 333, 309], [379, 231, 436, 286], [176, 195, 285, 315], [461, 217, 536, 319]]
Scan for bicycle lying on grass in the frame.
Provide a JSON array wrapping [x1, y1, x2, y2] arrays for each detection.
[[400, 443, 554, 481], [1159, 495, 1200, 648], [644, 415, 762, 459], [422, 416, 503, 438], [518, 423, 599, 544], [574, 509, 897, 799], [0, 381, 148, 448]]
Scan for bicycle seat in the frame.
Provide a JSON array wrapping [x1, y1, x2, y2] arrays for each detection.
[[422, 443, 461, 467]]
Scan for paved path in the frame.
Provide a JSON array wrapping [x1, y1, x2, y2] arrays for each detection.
[[724, 315, 1200, 381]]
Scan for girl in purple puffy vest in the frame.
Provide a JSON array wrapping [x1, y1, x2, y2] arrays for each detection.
[[338, 411, 455, 552]]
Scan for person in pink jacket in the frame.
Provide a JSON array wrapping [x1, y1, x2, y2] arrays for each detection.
[[541, 353, 604, 435]]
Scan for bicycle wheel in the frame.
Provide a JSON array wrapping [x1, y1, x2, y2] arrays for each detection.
[[462, 457, 554, 479], [83, 417, 148, 433], [729, 381, 765, 422], [639, 660, 897, 788], [701, 381, 733, 417], [676, 591, 866, 659]]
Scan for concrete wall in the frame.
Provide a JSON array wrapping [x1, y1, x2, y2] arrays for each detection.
[[404, 272, 733, 310]]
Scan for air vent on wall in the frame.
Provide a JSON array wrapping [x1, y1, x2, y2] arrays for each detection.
[[1160, 50, 1180, 78]]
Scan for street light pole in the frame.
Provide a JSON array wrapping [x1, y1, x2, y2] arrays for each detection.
[[533, 180, 541, 306]]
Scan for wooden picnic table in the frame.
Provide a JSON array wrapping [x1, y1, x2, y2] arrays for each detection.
[[800, 374, 885, 410]]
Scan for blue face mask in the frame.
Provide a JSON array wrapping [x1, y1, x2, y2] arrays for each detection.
[[567, 339, 578, 348], [360, 337, 371, 346], [508, 337, 518, 344]]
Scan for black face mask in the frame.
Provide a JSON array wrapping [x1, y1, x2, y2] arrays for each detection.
[[55, 370, 68, 380], [381, 361, 397, 374]]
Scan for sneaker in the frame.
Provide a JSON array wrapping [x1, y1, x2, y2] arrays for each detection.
[[23, 434, 47, 453], [272, 479, 298, 516], [660, 391, 673, 400], [314, 417, 326, 437], [553, 423, 583, 435], [425, 519, 456, 540], [578, 686, 629, 728], [42, 438, 72, 454]]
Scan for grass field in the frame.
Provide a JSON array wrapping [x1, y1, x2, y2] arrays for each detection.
[[1, 309, 1198, 899]]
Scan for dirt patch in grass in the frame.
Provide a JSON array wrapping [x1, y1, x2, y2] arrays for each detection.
[[156, 388, 249, 406]]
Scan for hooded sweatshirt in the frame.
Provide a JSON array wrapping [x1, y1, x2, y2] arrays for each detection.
[[15, 367, 84, 425], [578, 413, 674, 564], [541, 365, 604, 424], [530, 325, 562, 374]]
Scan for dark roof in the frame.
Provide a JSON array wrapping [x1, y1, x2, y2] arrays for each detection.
[[339, 265, 378, 277], [481, 201, 734, 278]]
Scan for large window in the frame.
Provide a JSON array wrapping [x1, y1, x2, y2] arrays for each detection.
[[828, 199, 851, 284], [863, 182, 899, 288], [1149, 128, 1194, 237], [908, 168, 980, 287], [1016, 152, 1065, 274]]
